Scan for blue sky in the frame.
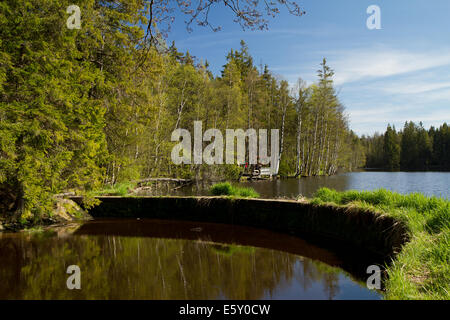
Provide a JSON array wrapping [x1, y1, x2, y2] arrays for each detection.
[[167, 0, 450, 135]]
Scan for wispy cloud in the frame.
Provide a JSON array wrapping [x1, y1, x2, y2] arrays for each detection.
[[327, 47, 450, 85], [380, 81, 450, 95], [321, 46, 450, 134], [346, 92, 450, 135]]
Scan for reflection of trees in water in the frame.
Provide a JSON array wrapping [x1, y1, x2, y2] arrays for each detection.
[[297, 259, 341, 299], [238, 175, 352, 198], [0, 235, 343, 299]]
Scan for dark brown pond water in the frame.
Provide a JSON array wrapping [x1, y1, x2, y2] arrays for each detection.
[[0, 219, 381, 300]]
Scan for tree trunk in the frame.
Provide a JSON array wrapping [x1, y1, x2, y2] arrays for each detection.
[[309, 109, 319, 176], [295, 106, 302, 177]]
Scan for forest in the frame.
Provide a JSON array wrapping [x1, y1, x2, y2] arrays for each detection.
[[0, 1, 365, 220], [362, 122, 450, 171]]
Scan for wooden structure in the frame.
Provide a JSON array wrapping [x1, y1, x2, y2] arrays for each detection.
[[238, 164, 277, 181]]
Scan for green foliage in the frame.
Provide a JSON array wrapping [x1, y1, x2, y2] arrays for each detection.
[[0, 1, 367, 224], [210, 182, 233, 195], [223, 165, 243, 181], [363, 121, 449, 171], [401, 121, 432, 170], [210, 182, 259, 198], [116, 165, 141, 184], [278, 159, 292, 177], [236, 186, 260, 198], [0, 0, 108, 219], [312, 187, 342, 203], [431, 123, 450, 169], [313, 188, 450, 300], [383, 125, 400, 170], [93, 182, 137, 197]]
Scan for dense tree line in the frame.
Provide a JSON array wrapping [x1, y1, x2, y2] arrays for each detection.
[[0, 1, 362, 221], [362, 122, 450, 171]]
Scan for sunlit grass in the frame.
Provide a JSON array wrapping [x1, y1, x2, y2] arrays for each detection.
[[92, 182, 136, 197], [312, 187, 450, 300], [210, 182, 259, 198]]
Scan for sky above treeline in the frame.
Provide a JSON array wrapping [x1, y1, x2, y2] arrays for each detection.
[[167, 0, 450, 135]]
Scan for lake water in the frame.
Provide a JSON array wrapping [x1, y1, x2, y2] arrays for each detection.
[[0, 219, 380, 300], [172, 171, 450, 199], [240, 171, 450, 199]]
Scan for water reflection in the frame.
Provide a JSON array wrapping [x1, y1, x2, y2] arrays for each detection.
[[0, 219, 380, 300]]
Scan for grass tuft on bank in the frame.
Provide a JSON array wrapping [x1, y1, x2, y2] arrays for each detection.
[[91, 182, 136, 197], [312, 187, 450, 300], [210, 182, 259, 198]]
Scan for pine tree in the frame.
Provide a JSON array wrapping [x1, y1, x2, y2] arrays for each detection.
[[383, 125, 400, 170]]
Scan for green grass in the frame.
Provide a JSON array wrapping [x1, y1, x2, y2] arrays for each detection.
[[92, 182, 136, 197], [210, 182, 259, 198], [312, 187, 450, 300]]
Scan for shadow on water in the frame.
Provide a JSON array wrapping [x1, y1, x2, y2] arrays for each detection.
[[0, 219, 381, 300]]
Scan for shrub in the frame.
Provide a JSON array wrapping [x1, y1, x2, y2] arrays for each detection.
[[210, 182, 259, 198], [94, 182, 136, 196], [210, 182, 234, 196]]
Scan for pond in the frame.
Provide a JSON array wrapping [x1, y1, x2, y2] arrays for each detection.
[[5, 171, 443, 300], [0, 219, 380, 300]]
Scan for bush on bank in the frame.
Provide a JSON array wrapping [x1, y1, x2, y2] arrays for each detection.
[[210, 182, 259, 198], [92, 182, 137, 197], [312, 188, 450, 300]]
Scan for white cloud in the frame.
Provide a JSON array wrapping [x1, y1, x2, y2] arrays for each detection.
[[348, 101, 450, 135], [328, 48, 450, 85], [328, 47, 450, 134], [380, 81, 450, 95]]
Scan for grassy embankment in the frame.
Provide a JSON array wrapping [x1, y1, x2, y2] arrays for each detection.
[[312, 188, 449, 300], [91, 181, 260, 198]]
